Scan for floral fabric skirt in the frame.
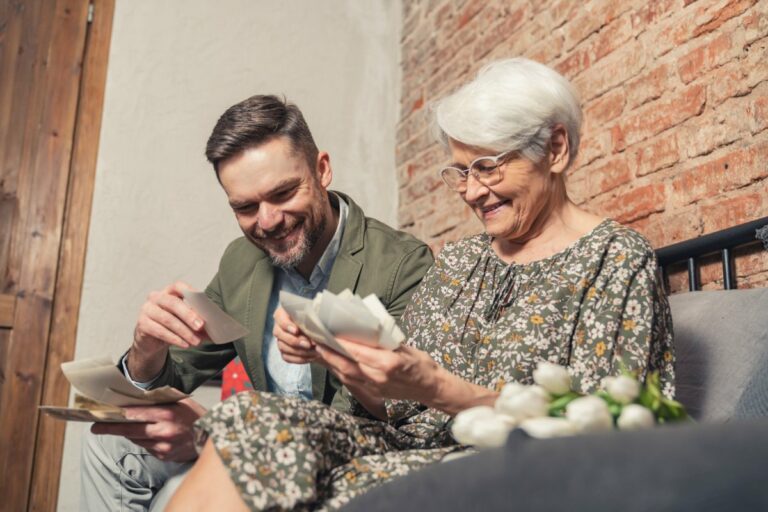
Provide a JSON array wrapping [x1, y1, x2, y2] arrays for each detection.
[[195, 391, 457, 511]]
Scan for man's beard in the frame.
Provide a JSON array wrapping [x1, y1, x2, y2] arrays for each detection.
[[250, 213, 327, 270]]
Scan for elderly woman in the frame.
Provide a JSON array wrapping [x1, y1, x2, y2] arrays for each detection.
[[168, 58, 674, 511]]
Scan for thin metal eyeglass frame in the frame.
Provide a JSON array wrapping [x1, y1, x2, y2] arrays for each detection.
[[439, 150, 516, 191]]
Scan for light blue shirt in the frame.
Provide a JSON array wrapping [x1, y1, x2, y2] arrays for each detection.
[[262, 195, 348, 400]]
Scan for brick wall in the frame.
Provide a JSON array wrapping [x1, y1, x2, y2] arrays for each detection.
[[397, 0, 768, 290]]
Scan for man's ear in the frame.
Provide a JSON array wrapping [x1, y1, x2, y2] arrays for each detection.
[[316, 151, 333, 188], [548, 125, 570, 174]]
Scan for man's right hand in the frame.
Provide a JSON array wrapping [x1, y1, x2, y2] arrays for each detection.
[[273, 306, 318, 364], [128, 281, 206, 381]]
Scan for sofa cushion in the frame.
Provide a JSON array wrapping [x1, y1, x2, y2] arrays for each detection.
[[669, 288, 768, 421], [344, 419, 768, 512]]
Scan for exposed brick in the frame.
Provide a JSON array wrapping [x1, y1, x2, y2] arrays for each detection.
[[631, 207, 702, 248], [747, 93, 768, 134], [678, 32, 736, 84], [573, 39, 646, 101], [706, 58, 752, 106], [555, 45, 592, 78], [692, 0, 757, 37], [472, 5, 528, 61], [630, 0, 679, 33], [652, 0, 755, 57], [700, 189, 765, 233], [401, 171, 443, 205], [625, 62, 674, 110], [630, 133, 680, 177], [432, 0, 454, 29], [574, 130, 612, 168], [555, 14, 633, 79], [526, 33, 565, 64], [611, 85, 706, 151], [586, 154, 633, 197], [598, 182, 667, 223], [742, 0, 768, 44], [546, 0, 583, 29], [562, 0, 633, 51], [679, 97, 753, 159], [396, 128, 436, 167], [456, 0, 485, 29], [669, 139, 768, 207], [584, 87, 626, 128]]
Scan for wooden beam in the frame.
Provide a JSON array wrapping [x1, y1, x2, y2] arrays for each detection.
[[0, 293, 15, 328], [0, 0, 90, 510], [29, 1, 115, 510]]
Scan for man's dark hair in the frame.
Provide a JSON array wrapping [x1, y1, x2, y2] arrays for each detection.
[[206, 95, 319, 173]]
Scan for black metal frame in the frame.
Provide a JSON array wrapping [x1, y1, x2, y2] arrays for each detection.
[[656, 216, 768, 292]]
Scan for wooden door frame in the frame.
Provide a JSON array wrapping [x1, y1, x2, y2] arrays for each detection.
[[0, 0, 114, 510], [30, 2, 115, 509]]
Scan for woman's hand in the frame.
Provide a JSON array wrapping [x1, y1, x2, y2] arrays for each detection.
[[315, 339, 442, 405], [317, 339, 499, 417], [273, 307, 318, 364]]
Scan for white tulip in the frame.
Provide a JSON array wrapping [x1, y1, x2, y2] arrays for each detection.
[[533, 362, 572, 395], [519, 417, 578, 439], [603, 375, 641, 404], [617, 404, 655, 430], [470, 415, 513, 448], [566, 396, 614, 433], [451, 406, 511, 448], [495, 385, 550, 421], [452, 406, 497, 445]]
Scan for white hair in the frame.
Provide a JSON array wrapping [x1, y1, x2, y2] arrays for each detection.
[[434, 58, 583, 167]]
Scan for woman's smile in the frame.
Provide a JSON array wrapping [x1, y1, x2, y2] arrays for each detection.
[[478, 199, 510, 219]]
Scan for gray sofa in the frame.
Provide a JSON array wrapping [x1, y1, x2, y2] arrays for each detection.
[[344, 287, 768, 511], [671, 288, 768, 420]]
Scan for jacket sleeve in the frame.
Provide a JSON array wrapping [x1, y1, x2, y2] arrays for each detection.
[[384, 243, 435, 322]]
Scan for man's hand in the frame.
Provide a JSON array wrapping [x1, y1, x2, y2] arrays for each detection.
[[273, 306, 318, 364], [91, 398, 207, 462], [128, 281, 207, 381]]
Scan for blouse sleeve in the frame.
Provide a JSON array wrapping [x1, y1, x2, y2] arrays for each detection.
[[383, 254, 449, 422], [568, 234, 676, 398]]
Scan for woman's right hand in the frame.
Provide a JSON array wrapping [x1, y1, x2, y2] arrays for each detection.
[[273, 307, 318, 364]]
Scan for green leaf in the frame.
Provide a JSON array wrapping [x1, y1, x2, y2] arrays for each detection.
[[548, 391, 581, 417]]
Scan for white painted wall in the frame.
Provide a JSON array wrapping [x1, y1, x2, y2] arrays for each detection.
[[58, 1, 401, 509]]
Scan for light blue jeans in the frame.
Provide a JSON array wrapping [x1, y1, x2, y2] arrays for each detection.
[[80, 430, 192, 511]]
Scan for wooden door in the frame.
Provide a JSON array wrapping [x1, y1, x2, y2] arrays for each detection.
[[0, 0, 113, 510]]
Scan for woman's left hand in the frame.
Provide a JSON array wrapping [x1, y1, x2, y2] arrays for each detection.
[[315, 339, 442, 405]]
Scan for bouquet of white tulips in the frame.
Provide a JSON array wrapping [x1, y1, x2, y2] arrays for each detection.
[[451, 362, 688, 448]]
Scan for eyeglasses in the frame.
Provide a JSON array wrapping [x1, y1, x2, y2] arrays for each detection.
[[439, 150, 515, 192]]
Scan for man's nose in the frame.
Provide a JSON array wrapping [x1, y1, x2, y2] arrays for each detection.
[[463, 173, 490, 204], [257, 203, 284, 232]]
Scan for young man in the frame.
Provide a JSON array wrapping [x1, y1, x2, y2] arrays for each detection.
[[80, 95, 433, 510]]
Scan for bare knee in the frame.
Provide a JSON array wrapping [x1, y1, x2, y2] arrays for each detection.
[[165, 440, 248, 512]]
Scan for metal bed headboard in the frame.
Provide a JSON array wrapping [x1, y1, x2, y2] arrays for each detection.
[[655, 216, 768, 292]]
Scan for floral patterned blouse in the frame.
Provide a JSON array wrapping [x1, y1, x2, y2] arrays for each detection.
[[384, 218, 675, 443], [196, 219, 675, 510]]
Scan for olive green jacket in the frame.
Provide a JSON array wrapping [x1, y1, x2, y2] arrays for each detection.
[[151, 192, 433, 407]]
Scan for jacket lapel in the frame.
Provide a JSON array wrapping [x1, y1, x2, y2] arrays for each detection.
[[243, 255, 273, 393], [310, 192, 365, 402]]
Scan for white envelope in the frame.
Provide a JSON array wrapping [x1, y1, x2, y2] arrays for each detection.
[[182, 290, 249, 344], [61, 356, 189, 407], [279, 291, 355, 359]]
